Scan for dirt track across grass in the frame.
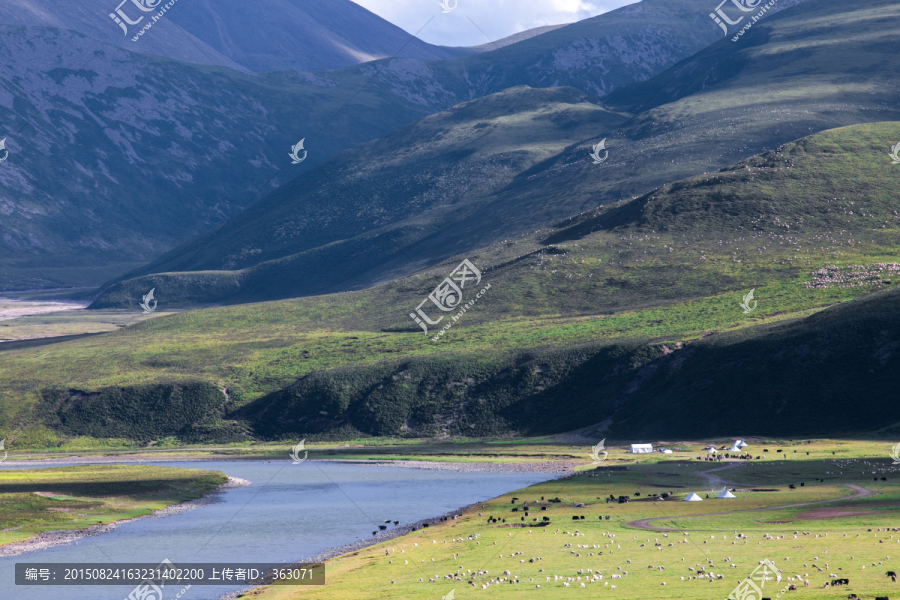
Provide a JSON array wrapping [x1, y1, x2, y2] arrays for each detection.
[[627, 463, 875, 532]]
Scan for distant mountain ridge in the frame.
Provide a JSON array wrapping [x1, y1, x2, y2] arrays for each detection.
[[0, 0, 469, 72]]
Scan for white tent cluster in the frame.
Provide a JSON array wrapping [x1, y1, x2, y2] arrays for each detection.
[[683, 488, 737, 501], [729, 439, 749, 452]]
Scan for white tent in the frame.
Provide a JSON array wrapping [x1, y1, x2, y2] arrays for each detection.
[[683, 492, 703, 502], [717, 489, 737, 499], [631, 444, 653, 454], [729, 441, 742, 452], [659, 448, 673, 454], [737, 440, 748, 448], [706, 446, 717, 454]]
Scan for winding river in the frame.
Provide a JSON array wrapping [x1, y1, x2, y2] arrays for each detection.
[[0, 460, 553, 599]]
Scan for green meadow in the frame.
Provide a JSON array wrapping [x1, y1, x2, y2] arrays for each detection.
[[0, 465, 227, 547]]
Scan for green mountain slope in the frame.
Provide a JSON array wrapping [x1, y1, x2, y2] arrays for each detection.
[[241, 283, 900, 440], [3, 122, 898, 444], [412, 0, 900, 269]]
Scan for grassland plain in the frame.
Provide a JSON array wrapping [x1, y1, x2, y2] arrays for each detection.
[[0, 465, 227, 547], [233, 444, 900, 600], [1, 122, 898, 445]]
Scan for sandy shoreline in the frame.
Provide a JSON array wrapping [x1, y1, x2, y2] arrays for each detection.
[[0, 476, 250, 557]]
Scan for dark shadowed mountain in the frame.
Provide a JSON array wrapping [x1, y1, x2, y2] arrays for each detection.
[[1, 0, 745, 290], [89, 86, 626, 302], [90, 0, 900, 307]]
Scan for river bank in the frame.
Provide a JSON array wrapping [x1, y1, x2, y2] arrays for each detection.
[[2, 454, 576, 473]]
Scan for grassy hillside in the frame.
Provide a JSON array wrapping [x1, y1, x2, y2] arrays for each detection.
[[92, 0, 900, 307], [2, 122, 899, 444]]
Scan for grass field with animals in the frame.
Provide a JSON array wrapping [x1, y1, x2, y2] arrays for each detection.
[[243, 439, 900, 599]]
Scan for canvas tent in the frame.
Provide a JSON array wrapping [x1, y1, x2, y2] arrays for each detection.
[[659, 449, 673, 454], [706, 445, 717, 454], [730, 440, 748, 452], [683, 492, 703, 502], [631, 444, 653, 454], [717, 489, 737, 499]]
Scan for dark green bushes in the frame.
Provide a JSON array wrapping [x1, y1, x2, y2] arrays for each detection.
[[41, 382, 227, 442]]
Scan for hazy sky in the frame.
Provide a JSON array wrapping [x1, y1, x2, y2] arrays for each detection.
[[349, 0, 640, 47]]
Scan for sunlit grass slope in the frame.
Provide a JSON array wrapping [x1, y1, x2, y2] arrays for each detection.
[[1, 123, 899, 444]]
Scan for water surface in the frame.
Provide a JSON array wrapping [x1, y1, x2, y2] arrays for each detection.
[[0, 460, 552, 599]]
